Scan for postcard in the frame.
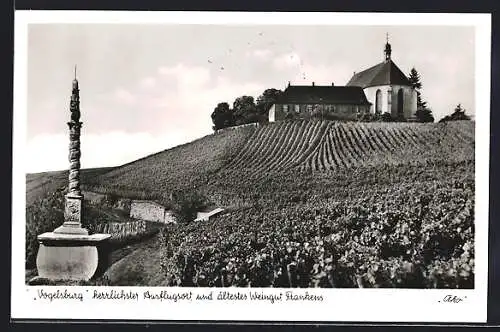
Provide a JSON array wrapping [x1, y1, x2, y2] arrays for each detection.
[[11, 10, 491, 323]]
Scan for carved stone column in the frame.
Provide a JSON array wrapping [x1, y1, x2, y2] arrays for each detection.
[[54, 77, 87, 235], [35, 71, 111, 282]]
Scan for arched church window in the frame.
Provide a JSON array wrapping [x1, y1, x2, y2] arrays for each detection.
[[375, 89, 382, 115], [397, 88, 404, 117]]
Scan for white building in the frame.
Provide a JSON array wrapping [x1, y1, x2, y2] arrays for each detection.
[[346, 39, 417, 120], [194, 208, 225, 222], [130, 200, 177, 224]]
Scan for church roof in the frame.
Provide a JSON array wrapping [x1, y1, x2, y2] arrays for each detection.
[[277, 85, 371, 105], [346, 59, 412, 88]]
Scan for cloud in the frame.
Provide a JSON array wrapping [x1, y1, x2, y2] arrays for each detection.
[[292, 63, 352, 86], [26, 63, 267, 172], [158, 63, 211, 88], [113, 88, 137, 105], [273, 52, 302, 70], [416, 54, 475, 121], [139, 76, 156, 89], [248, 49, 273, 61], [26, 131, 197, 173]]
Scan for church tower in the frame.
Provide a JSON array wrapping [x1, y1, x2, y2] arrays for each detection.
[[346, 34, 418, 120], [384, 33, 392, 62]]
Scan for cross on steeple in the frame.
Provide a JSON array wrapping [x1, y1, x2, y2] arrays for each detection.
[[384, 33, 392, 62]]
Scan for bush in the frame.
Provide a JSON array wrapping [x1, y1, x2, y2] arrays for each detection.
[[25, 191, 65, 269], [381, 112, 393, 122], [358, 112, 379, 122], [171, 190, 208, 223]]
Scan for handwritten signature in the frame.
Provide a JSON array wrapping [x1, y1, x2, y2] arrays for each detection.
[[439, 295, 466, 303]]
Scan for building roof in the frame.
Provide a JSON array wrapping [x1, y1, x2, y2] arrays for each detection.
[[345, 59, 412, 88], [276, 85, 371, 105], [194, 208, 225, 222]]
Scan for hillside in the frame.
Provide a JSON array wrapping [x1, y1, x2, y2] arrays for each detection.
[[88, 124, 258, 203], [89, 120, 474, 205], [27, 120, 475, 288], [26, 167, 114, 205]]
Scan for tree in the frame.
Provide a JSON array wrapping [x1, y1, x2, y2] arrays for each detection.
[[233, 95, 259, 125], [415, 108, 434, 123], [381, 112, 393, 122], [211, 102, 234, 131], [256, 88, 283, 122], [171, 190, 207, 223], [439, 104, 471, 123], [408, 67, 434, 123]]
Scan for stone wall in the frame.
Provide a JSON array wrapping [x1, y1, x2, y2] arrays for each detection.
[[92, 220, 148, 241], [215, 122, 260, 134], [82, 190, 132, 213], [130, 200, 177, 224], [164, 210, 177, 224], [82, 190, 107, 205], [130, 200, 165, 223]]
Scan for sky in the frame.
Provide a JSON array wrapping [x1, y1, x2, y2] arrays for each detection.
[[26, 23, 475, 173]]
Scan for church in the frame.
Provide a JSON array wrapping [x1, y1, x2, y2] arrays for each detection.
[[269, 37, 417, 122]]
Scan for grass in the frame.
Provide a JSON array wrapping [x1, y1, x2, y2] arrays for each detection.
[[26, 167, 114, 205], [103, 231, 167, 286]]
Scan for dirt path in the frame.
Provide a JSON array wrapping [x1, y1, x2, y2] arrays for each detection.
[[104, 232, 168, 286]]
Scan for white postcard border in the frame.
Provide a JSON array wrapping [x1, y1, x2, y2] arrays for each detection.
[[11, 11, 491, 323]]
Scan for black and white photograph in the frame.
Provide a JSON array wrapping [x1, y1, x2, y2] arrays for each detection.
[[11, 11, 491, 323]]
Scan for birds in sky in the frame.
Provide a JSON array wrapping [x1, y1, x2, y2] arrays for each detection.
[[203, 31, 311, 78]]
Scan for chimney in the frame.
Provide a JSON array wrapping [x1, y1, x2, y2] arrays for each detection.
[[312, 82, 315, 86], [331, 82, 335, 86], [287, 81, 291, 87]]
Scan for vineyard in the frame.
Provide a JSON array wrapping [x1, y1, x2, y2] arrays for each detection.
[[161, 120, 474, 288], [160, 163, 474, 288], [87, 124, 257, 204], [87, 120, 473, 207], [27, 119, 475, 288], [226, 119, 474, 173]]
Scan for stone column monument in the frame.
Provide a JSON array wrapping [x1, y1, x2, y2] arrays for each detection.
[[36, 68, 111, 282], [54, 67, 88, 235]]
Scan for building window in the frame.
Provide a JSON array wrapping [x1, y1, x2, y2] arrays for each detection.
[[295, 104, 300, 113], [375, 89, 382, 115], [283, 105, 289, 113], [306, 105, 313, 113], [397, 89, 404, 117]]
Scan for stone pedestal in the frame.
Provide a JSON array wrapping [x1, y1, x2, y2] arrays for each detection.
[[54, 194, 88, 235], [33, 73, 112, 283], [36, 232, 111, 281]]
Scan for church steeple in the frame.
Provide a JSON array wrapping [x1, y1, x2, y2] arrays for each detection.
[[384, 33, 392, 62]]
